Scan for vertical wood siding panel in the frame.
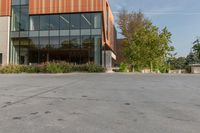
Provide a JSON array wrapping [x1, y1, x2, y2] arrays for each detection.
[[42, 0, 45, 14], [93, 0, 95, 11], [0, 0, 11, 16], [88, 0, 92, 11], [53, 0, 55, 13], [86, 0, 89, 11], [46, 0, 51, 14], [79, 0, 81, 12], [36, 0, 39, 14], [82, 0, 87, 12], [29, 0, 105, 14], [50, 0, 53, 13], [74, 0, 79, 12], [95, 0, 97, 11], [59, 0, 62, 13], [39, 0, 42, 14], [71, 0, 74, 12], [0, 1, 2, 15], [55, 0, 59, 13]]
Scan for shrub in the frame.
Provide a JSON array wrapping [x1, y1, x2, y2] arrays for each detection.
[[119, 63, 128, 72], [46, 62, 65, 73], [0, 65, 23, 73], [24, 65, 40, 73], [0, 62, 105, 74], [45, 62, 73, 73], [84, 63, 106, 73]]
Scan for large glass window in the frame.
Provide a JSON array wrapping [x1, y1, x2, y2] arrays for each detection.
[[70, 14, 80, 29], [81, 14, 91, 29], [70, 36, 80, 48], [60, 36, 70, 48], [29, 37, 39, 64], [29, 37, 39, 48], [11, 5, 29, 31], [20, 6, 29, 31], [12, 0, 20, 5], [10, 13, 103, 65], [30, 16, 40, 31], [91, 36, 101, 65], [11, 6, 20, 31], [50, 37, 60, 48], [40, 15, 50, 30], [21, 0, 29, 5], [91, 13, 102, 29], [20, 38, 29, 46], [12, 0, 28, 5], [82, 36, 91, 48], [60, 15, 70, 30], [40, 37, 49, 48], [49, 15, 60, 30]]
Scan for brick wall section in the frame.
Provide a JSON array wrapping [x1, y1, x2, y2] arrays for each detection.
[[0, 0, 11, 16]]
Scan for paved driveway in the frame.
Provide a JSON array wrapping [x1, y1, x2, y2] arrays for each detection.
[[0, 73, 200, 133]]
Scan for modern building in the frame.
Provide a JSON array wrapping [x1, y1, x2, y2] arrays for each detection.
[[0, 0, 116, 68]]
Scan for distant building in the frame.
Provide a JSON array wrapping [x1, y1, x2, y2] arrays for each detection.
[[0, 0, 116, 68], [190, 64, 200, 74]]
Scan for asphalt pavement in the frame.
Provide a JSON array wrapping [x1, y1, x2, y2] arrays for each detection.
[[0, 73, 200, 133]]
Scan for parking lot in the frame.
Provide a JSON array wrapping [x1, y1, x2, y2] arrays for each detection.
[[0, 73, 200, 133]]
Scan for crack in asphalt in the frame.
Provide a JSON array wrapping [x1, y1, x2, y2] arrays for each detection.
[[0, 80, 79, 110]]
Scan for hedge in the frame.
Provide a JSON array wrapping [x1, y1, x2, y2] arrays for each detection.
[[0, 62, 106, 74]]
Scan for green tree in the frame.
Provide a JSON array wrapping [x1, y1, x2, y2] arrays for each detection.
[[168, 57, 186, 70], [192, 38, 200, 60], [186, 52, 199, 65], [118, 10, 174, 72]]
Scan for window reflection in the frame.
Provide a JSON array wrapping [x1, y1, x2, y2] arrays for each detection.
[[20, 6, 29, 31], [60, 36, 70, 49], [70, 14, 80, 29], [40, 37, 49, 48], [60, 15, 70, 30], [40, 15, 50, 30], [70, 36, 80, 48], [50, 15, 60, 30], [11, 12, 103, 65], [11, 6, 20, 31], [49, 37, 60, 48], [30, 16, 40, 31], [29, 37, 39, 48], [81, 14, 91, 29]]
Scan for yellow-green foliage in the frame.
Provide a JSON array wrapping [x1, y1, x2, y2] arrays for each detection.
[[0, 62, 106, 74]]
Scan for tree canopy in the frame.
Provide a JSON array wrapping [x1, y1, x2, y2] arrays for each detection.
[[192, 38, 200, 61], [118, 10, 174, 72]]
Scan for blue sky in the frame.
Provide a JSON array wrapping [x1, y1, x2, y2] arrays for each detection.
[[108, 0, 200, 57]]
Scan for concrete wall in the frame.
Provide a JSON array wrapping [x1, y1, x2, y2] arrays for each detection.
[[102, 50, 116, 69], [0, 17, 10, 65], [191, 66, 200, 74]]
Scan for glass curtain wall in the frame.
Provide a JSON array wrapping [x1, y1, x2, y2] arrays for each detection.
[[10, 0, 29, 64], [10, 5, 102, 65]]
